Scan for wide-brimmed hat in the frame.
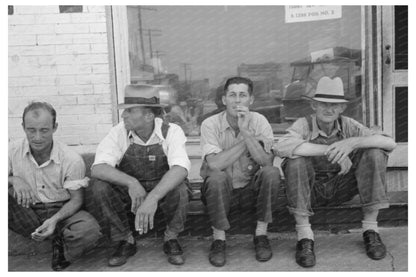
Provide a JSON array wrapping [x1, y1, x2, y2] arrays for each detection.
[[311, 76, 349, 103], [117, 84, 171, 109]]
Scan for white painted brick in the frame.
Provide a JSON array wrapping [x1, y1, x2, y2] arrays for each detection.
[[36, 14, 72, 24], [55, 23, 90, 34], [92, 64, 109, 74], [79, 133, 108, 145], [8, 117, 23, 127], [8, 100, 31, 117], [76, 74, 93, 85], [56, 44, 90, 55], [9, 45, 56, 56], [85, 6, 106, 13], [9, 63, 57, 77], [42, 95, 78, 106], [71, 13, 106, 23], [38, 76, 59, 86], [58, 85, 93, 95], [37, 34, 73, 45], [57, 125, 95, 136], [8, 14, 36, 25], [54, 54, 108, 65], [93, 84, 111, 94], [58, 104, 95, 115], [8, 127, 25, 140], [81, 114, 113, 124], [57, 64, 92, 75], [16, 6, 59, 15], [37, 56, 58, 66], [58, 115, 81, 125], [91, 74, 110, 84], [96, 124, 113, 132], [9, 24, 55, 35], [8, 35, 37, 46], [9, 86, 58, 97], [90, 43, 108, 53], [95, 104, 112, 114], [57, 135, 81, 145], [89, 22, 107, 33], [56, 75, 77, 85], [70, 33, 107, 44], [9, 76, 39, 87], [9, 55, 38, 65], [77, 94, 112, 104]]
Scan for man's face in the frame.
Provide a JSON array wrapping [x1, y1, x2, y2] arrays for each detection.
[[222, 83, 253, 117], [23, 109, 57, 153], [121, 107, 149, 131], [311, 101, 346, 124]]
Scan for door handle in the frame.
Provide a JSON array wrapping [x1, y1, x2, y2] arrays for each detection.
[[385, 44, 391, 65]]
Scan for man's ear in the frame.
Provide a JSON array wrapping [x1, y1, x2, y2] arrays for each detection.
[[53, 122, 58, 133], [249, 95, 254, 105], [340, 103, 348, 113], [310, 101, 317, 111], [222, 95, 226, 106]]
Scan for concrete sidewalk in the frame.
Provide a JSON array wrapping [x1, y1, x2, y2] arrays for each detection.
[[8, 227, 407, 271]]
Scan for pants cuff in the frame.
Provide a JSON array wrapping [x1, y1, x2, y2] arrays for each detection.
[[287, 206, 314, 217]]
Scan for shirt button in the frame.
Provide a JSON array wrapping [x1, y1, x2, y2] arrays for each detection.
[[42, 185, 45, 189]]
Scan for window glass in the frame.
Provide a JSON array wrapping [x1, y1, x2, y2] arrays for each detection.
[[394, 6, 408, 70], [127, 6, 363, 136]]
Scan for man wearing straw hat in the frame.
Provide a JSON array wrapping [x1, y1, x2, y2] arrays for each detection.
[[87, 84, 191, 266], [275, 76, 396, 268]]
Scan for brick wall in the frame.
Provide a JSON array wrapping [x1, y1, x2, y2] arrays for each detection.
[[8, 5, 114, 147]]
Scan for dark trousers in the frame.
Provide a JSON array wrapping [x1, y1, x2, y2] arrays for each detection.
[[85, 179, 190, 242], [8, 189, 101, 262], [201, 166, 280, 231], [282, 148, 390, 217]]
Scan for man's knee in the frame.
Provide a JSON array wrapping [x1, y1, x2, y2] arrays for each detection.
[[283, 157, 310, 172], [361, 148, 388, 162], [258, 165, 281, 182], [167, 182, 189, 202], [63, 211, 101, 242], [205, 170, 228, 192]]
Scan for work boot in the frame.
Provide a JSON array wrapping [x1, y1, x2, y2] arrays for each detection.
[[108, 240, 137, 267], [363, 230, 387, 260], [51, 236, 71, 271], [253, 235, 273, 262], [163, 239, 185, 265], [209, 240, 226, 267]]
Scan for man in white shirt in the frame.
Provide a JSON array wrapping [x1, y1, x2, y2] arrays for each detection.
[[8, 102, 101, 271], [87, 84, 191, 267]]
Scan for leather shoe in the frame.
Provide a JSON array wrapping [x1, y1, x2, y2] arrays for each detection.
[[108, 240, 137, 267], [209, 240, 226, 267], [163, 239, 185, 265], [295, 239, 316, 268], [363, 230, 386, 260], [253, 235, 273, 262], [52, 236, 71, 271]]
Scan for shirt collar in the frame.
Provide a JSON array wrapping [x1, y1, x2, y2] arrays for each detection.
[[127, 117, 165, 141], [310, 114, 342, 140], [23, 138, 61, 164], [219, 111, 232, 132]]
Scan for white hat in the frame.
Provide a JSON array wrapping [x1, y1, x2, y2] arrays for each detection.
[[117, 84, 170, 109], [312, 76, 349, 103]]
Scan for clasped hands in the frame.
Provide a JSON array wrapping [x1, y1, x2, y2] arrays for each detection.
[[128, 182, 158, 235], [324, 138, 357, 175]]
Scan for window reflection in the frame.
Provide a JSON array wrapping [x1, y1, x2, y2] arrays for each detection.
[[126, 6, 363, 136]]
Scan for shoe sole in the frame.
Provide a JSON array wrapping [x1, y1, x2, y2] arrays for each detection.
[[256, 253, 273, 262], [108, 249, 137, 267]]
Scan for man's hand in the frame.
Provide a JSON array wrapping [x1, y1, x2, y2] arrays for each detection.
[[11, 177, 37, 208], [134, 196, 158, 235], [31, 218, 57, 241], [325, 138, 357, 164], [337, 156, 352, 175], [237, 106, 251, 131], [128, 181, 147, 214]]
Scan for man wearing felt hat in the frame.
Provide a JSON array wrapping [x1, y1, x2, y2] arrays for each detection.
[[274, 76, 396, 268], [86, 84, 191, 266]]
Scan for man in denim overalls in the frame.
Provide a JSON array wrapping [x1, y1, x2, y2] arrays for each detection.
[[275, 76, 396, 268], [87, 85, 191, 267]]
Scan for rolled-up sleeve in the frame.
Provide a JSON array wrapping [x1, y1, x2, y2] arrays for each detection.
[[200, 118, 222, 159], [274, 118, 309, 158], [165, 124, 191, 173], [63, 154, 89, 190], [93, 126, 124, 167]]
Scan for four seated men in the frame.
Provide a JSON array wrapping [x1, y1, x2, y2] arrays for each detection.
[[8, 76, 396, 269]]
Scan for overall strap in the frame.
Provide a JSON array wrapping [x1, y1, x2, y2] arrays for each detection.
[[305, 115, 314, 132]]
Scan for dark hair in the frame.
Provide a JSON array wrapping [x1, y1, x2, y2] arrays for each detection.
[[22, 101, 57, 127], [223, 76, 254, 96], [143, 106, 163, 117]]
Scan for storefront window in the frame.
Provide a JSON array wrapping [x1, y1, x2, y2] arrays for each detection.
[[126, 6, 363, 136]]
